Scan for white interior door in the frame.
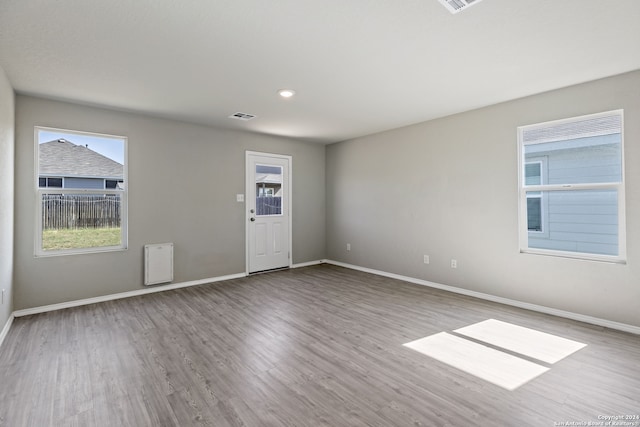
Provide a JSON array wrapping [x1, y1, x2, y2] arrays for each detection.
[[246, 151, 291, 274]]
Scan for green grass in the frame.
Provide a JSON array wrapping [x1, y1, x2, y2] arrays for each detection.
[[42, 227, 121, 251]]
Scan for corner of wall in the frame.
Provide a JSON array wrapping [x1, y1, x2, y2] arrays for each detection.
[[0, 65, 15, 332]]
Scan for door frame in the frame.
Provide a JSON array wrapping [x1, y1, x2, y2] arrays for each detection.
[[245, 150, 293, 274]]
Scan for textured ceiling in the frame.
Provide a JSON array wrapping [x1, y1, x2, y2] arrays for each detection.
[[1, 0, 639, 144]]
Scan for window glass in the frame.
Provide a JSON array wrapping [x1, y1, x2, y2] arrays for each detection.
[[48, 177, 63, 188], [526, 197, 542, 232], [39, 177, 63, 188], [255, 164, 282, 216], [527, 189, 618, 256], [36, 128, 127, 255], [524, 163, 541, 185], [518, 110, 624, 261], [524, 135, 622, 185]]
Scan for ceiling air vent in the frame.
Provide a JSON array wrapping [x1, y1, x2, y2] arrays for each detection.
[[228, 112, 256, 121], [438, 0, 484, 14]]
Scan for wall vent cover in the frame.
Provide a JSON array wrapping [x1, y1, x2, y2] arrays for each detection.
[[229, 112, 257, 121], [438, 0, 483, 14]]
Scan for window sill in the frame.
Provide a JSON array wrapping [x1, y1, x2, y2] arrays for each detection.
[[520, 248, 626, 265], [35, 246, 128, 258]]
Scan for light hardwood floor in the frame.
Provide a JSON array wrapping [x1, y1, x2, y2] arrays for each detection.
[[1, 264, 639, 426]]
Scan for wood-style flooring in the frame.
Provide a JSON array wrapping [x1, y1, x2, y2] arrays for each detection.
[[1, 264, 639, 426]]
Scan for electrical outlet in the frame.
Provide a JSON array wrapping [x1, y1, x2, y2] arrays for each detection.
[[451, 259, 457, 269], [423, 255, 430, 264], [346, 243, 351, 251]]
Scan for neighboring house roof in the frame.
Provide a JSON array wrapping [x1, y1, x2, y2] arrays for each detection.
[[256, 174, 282, 184], [39, 139, 123, 179]]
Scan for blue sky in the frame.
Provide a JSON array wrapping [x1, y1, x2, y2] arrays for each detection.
[[38, 129, 125, 165]]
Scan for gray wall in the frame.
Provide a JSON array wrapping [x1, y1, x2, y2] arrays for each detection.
[[14, 95, 326, 310], [326, 70, 640, 327], [0, 67, 14, 328]]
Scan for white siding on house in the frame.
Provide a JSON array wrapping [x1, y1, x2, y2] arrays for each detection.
[[64, 177, 105, 189], [525, 133, 621, 256], [529, 190, 618, 256]]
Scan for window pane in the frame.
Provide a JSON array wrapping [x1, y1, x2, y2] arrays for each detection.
[[527, 190, 618, 256], [524, 134, 621, 185], [41, 194, 122, 251], [524, 163, 541, 185], [48, 177, 63, 188], [38, 133, 125, 186], [526, 197, 542, 231], [519, 111, 624, 260], [255, 164, 282, 216], [36, 128, 126, 254]]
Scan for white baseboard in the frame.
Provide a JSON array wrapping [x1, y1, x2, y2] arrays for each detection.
[[11, 261, 328, 319], [291, 259, 326, 269], [0, 313, 14, 349], [325, 259, 640, 336], [13, 272, 247, 318], [9, 260, 639, 336]]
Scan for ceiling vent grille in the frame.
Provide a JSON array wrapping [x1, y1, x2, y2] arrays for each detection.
[[228, 112, 256, 121], [438, 0, 483, 14]]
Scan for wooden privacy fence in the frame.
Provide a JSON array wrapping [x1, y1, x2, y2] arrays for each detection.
[[42, 194, 121, 230], [256, 196, 282, 215]]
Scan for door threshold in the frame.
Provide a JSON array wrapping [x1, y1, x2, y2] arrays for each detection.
[[248, 266, 290, 276]]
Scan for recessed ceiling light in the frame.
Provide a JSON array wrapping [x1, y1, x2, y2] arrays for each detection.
[[278, 89, 296, 98]]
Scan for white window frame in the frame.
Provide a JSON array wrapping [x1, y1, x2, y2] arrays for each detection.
[[517, 110, 626, 263], [34, 126, 128, 257], [524, 158, 549, 237]]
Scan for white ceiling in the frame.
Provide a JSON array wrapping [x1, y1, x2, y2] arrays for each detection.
[[1, 0, 639, 144]]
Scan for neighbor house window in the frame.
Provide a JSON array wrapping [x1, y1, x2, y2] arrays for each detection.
[[39, 177, 63, 188], [35, 127, 127, 256], [524, 161, 543, 232], [518, 110, 625, 262], [105, 179, 122, 189]]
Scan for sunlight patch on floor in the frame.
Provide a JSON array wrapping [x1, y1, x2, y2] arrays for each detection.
[[403, 332, 549, 391], [454, 319, 587, 364], [403, 320, 587, 390]]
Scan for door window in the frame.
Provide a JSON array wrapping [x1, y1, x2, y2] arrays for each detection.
[[255, 164, 282, 216]]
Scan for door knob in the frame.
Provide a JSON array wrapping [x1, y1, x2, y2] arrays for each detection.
[[250, 217, 256, 222]]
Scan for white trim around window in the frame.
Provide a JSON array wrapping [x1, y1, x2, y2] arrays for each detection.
[[517, 110, 626, 263], [524, 158, 549, 238], [34, 126, 128, 257]]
